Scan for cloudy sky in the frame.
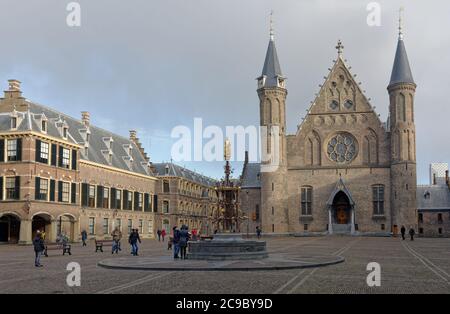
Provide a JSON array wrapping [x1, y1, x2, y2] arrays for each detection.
[[0, 0, 448, 184]]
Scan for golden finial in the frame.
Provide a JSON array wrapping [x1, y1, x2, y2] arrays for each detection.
[[399, 6, 404, 40], [336, 39, 344, 56], [224, 138, 231, 161], [269, 10, 274, 41]]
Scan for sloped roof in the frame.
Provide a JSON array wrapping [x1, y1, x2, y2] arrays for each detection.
[[389, 39, 415, 86], [152, 162, 217, 187], [260, 39, 283, 87], [0, 101, 154, 177], [417, 185, 450, 211], [326, 177, 355, 206], [240, 163, 261, 188]]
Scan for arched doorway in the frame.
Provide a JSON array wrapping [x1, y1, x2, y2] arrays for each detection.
[[57, 214, 76, 242], [332, 191, 351, 224], [0, 214, 21, 243], [162, 219, 170, 234], [32, 213, 52, 240]]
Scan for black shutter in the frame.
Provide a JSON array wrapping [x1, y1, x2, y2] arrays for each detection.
[[97, 186, 104, 208], [35, 139, 41, 162], [111, 188, 117, 209], [123, 190, 128, 210], [134, 192, 139, 211], [35, 177, 41, 200], [51, 144, 57, 166], [58, 146, 63, 167], [0, 177, 3, 200], [81, 183, 88, 207], [0, 139, 4, 162], [72, 150, 77, 170], [58, 181, 63, 202], [144, 193, 150, 212], [50, 180, 56, 202], [71, 183, 77, 204], [14, 176, 20, 200], [153, 195, 158, 213], [16, 138, 22, 161]]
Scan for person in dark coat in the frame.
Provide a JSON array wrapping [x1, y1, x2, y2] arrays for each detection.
[[172, 226, 180, 259], [179, 225, 190, 260], [400, 226, 406, 240], [81, 230, 88, 246], [157, 229, 161, 242], [33, 232, 45, 267], [256, 226, 262, 239], [409, 227, 415, 241], [128, 229, 141, 256], [161, 229, 166, 242]]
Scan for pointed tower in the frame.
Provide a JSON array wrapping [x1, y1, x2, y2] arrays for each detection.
[[388, 9, 417, 234], [257, 13, 289, 233]]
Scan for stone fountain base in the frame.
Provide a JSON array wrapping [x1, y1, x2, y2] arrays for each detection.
[[187, 233, 268, 260]]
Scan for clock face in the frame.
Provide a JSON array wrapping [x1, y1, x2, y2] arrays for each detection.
[[327, 133, 357, 163]]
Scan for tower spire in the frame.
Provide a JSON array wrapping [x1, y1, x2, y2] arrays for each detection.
[[336, 39, 344, 57]]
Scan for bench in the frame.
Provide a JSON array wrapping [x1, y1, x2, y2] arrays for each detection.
[[44, 243, 71, 257], [95, 239, 114, 252], [200, 235, 214, 241]]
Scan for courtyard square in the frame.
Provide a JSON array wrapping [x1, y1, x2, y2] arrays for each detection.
[[0, 236, 449, 294]]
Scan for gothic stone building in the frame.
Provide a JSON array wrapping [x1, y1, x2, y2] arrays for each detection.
[[0, 80, 158, 244], [240, 28, 418, 236]]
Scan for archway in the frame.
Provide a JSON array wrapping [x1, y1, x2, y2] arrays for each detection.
[[162, 219, 170, 234], [56, 214, 76, 242], [332, 191, 351, 224], [0, 214, 21, 243], [32, 213, 52, 240]]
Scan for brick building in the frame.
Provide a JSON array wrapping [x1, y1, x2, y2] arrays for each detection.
[[152, 162, 218, 235], [0, 80, 158, 244]]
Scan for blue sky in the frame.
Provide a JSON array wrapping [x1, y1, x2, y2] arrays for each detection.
[[0, 0, 449, 184]]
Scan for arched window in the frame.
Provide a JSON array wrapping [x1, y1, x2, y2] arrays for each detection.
[[372, 185, 385, 215], [300, 186, 313, 216], [398, 93, 406, 122]]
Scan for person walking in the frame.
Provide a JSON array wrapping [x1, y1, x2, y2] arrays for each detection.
[[400, 226, 406, 240], [172, 226, 180, 259], [129, 229, 141, 256], [157, 229, 161, 242], [409, 227, 415, 241], [256, 226, 262, 239], [161, 229, 166, 242], [111, 227, 122, 254], [81, 230, 88, 246], [33, 232, 45, 267], [179, 225, 190, 260]]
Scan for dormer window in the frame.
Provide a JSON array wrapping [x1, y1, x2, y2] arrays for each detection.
[[165, 164, 169, 175], [11, 117, 17, 129], [63, 127, 68, 139], [41, 120, 47, 133], [86, 133, 90, 143], [108, 153, 113, 165]]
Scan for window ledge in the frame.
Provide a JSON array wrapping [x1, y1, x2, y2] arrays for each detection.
[[372, 215, 386, 220]]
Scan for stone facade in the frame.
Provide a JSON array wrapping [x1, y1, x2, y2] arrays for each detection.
[[240, 32, 419, 236]]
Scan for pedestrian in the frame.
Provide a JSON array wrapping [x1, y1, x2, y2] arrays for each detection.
[[129, 229, 141, 256], [161, 229, 166, 242], [179, 225, 190, 260], [172, 226, 180, 259], [400, 226, 406, 240], [41, 231, 46, 241], [168, 236, 173, 250], [157, 229, 161, 242], [81, 230, 87, 246], [256, 226, 262, 239], [111, 227, 122, 254], [33, 231, 45, 267], [409, 227, 415, 241]]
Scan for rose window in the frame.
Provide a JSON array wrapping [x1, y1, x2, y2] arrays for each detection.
[[327, 133, 357, 163]]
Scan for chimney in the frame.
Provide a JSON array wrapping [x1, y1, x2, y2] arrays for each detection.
[[433, 173, 437, 185], [129, 130, 137, 141], [4, 79, 23, 99], [81, 111, 90, 127], [244, 150, 249, 164]]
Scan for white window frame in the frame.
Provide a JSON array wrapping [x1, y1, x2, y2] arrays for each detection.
[[116, 189, 122, 210], [40, 141, 50, 163], [88, 217, 95, 235], [103, 218, 109, 235], [39, 177, 49, 201], [62, 147, 71, 169], [61, 181, 70, 203]]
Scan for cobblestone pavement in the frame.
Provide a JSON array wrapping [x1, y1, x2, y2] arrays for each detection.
[[0, 236, 449, 294]]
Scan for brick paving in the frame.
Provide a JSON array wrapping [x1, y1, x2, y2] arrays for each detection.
[[0, 236, 449, 294]]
